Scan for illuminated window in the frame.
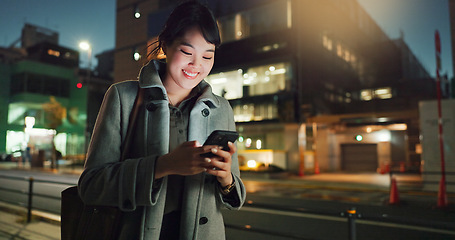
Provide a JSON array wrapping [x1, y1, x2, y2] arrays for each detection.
[[47, 49, 60, 57], [361, 89, 373, 101], [322, 34, 333, 51], [344, 50, 350, 62], [218, 0, 289, 43], [258, 42, 287, 53], [360, 87, 393, 101], [234, 13, 248, 40], [232, 102, 278, 122], [336, 43, 343, 57], [374, 87, 392, 99], [206, 62, 291, 99]]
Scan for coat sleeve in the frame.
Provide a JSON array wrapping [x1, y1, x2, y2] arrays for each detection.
[[217, 98, 246, 210], [78, 83, 163, 211]]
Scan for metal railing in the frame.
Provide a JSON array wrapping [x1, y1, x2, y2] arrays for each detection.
[[0, 174, 72, 223], [225, 198, 455, 240]]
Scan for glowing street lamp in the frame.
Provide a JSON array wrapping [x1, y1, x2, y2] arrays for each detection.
[[78, 41, 92, 87]]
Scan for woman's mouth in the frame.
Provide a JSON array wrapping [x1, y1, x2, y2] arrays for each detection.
[[183, 69, 198, 79]]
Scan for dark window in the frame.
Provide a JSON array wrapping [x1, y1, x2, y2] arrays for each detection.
[[10, 72, 70, 97], [11, 73, 26, 94], [27, 73, 42, 94]]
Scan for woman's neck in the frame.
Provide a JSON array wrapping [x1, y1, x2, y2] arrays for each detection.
[[163, 80, 192, 107]]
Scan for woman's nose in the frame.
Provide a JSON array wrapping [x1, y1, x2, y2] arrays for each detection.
[[189, 56, 200, 67]]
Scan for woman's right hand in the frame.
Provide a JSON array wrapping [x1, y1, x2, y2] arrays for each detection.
[[154, 141, 217, 179]]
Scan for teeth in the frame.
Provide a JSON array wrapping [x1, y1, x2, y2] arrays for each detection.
[[183, 70, 197, 77]]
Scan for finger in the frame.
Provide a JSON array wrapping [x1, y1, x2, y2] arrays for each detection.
[[196, 146, 220, 158], [204, 167, 227, 178], [228, 141, 237, 154], [209, 147, 231, 159], [210, 159, 230, 172], [181, 140, 200, 148]]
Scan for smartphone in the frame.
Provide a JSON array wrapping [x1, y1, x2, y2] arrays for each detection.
[[201, 130, 239, 157]]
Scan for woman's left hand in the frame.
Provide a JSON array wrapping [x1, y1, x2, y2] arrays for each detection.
[[204, 141, 236, 187]]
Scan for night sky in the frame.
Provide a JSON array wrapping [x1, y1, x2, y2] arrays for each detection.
[[0, 0, 452, 78]]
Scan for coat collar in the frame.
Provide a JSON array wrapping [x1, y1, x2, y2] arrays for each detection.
[[138, 60, 220, 108]]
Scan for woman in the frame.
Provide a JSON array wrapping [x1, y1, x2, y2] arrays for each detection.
[[78, 1, 246, 239]]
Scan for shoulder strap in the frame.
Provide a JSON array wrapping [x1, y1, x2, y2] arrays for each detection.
[[121, 86, 144, 161]]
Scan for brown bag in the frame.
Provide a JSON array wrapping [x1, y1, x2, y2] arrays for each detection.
[[61, 86, 143, 240]]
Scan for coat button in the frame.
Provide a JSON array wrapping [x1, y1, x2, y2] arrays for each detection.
[[176, 111, 182, 118], [146, 103, 157, 111], [201, 108, 210, 117], [199, 217, 208, 225]]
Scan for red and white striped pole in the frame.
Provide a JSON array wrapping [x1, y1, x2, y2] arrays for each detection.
[[435, 30, 448, 208]]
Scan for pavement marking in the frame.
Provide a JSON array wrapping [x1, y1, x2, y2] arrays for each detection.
[[240, 206, 345, 222], [356, 218, 455, 236]]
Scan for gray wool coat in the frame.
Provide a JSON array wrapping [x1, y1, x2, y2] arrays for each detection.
[[78, 60, 246, 240]]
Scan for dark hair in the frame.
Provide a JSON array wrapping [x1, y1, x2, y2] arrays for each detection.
[[150, 1, 220, 58]]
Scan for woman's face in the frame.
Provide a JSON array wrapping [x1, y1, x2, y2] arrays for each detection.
[[164, 26, 215, 92]]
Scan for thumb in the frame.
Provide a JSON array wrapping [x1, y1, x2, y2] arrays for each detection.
[[185, 140, 202, 147]]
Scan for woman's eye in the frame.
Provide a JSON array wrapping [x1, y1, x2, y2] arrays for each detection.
[[180, 49, 191, 55], [203, 56, 212, 60]]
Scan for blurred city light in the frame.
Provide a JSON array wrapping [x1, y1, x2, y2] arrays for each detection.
[[355, 135, 363, 141], [78, 41, 92, 69], [245, 138, 252, 148], [247, 160, 257, 168], [25, 116, 35, 129], [256, 140, 262, 149], [377, 130, 391, 142], [134, 5, 141, 19], [133, 51, 141, 61], [78, 41, 90, 51]]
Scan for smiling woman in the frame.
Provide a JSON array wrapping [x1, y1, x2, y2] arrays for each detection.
[[77, 2, 246, 240]]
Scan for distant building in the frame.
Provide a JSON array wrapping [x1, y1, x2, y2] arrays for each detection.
[[84, 49, 115, 144], [114, 0, 436, 174], [21, 23, 59, 48], [0, 25, 87, 160]]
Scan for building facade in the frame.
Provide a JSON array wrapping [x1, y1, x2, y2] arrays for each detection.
[[0, 37, 87, 162], [114, 0, 436, 174]]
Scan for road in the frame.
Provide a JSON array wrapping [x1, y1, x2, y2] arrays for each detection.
[[0, 168, 454, 240], [223, 192, 455, 239]]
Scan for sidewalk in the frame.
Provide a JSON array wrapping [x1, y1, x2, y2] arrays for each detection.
[[0, 201, 60, 240]]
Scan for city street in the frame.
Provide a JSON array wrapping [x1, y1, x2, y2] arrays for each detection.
[[1, 0, 454, 239], [0, 163, 454, 239]]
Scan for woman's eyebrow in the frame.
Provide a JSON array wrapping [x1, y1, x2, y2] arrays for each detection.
[[181, 41, 215, 52]]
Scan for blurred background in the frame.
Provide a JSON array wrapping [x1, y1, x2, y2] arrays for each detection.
[[1, 1, 455, 239]]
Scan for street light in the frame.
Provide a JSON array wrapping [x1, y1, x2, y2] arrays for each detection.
[[78, 41, 92, 87]]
